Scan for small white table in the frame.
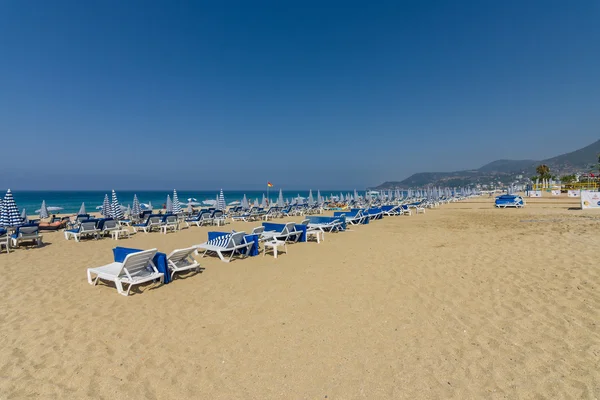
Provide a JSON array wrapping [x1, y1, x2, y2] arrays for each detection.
[[111, 229, 130, 240], [161, 224, 178, 234], [263, 240, 287, 259], [306, 230, 324, 243]]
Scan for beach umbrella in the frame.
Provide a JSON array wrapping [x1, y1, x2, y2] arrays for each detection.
[[187, 198, 197, 202], [241, 194, 249, 209], [308, 190, 314, 206], [254, 198, 259, 207], [172, 190, 182, 214], [132, 195, 141, 217], [148, 201, 153, 211], [217, 189, 226, 210], [47, 206, 64, 212], [111, 190, 124, 220], [166, 195, 173, 213], [101, 194, 111, 217], [1, 189, 22, 227], [38, 200, 49, 219], [77, 202, 86, 215], [20, 208, 27, 222], [354, 189, 359, 200], [187, 203, 193, 214], [228, 200, 241, 206], [202, 199, 217, 206], [261, 194, 267, 208], [126, 204, 131, 217], [277, 189, 284, 207]]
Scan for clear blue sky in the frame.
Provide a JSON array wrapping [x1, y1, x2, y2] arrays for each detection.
[[1, 0, 599, 190]]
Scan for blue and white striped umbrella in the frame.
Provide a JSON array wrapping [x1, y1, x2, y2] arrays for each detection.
[[131, 194, 141, 217], [217, 189, 226, 210], [77, 202, 86, 215], [1, 189, 22, 227], [38, 200, 49, 219], [101, 194, 111, 217], [166, 195, 173, 213], [241, 194, 249, 209], [277, 189, 284, 207], [172, 190, 182, 214], [111, 190, 124, 220]]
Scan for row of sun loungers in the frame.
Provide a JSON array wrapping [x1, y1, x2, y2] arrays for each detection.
[[84, 201, 448, 295]]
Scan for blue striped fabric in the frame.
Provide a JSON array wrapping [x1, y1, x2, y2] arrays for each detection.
[[206, 234, 231, 248]]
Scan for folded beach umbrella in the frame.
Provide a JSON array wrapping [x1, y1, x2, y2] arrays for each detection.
[[254, 198, 259, 207], [126, 204, 131, 217], [276, 189, 283, 207], [217, 189, 226, 211], [241, 194, 249, 210], [20, 208, 27, 222], [38, 200, 49, 219], [172, 190, 182, 214], [132, 194, 141, 217], [148, 201, 153, 211], [307, 190, 314, 206], [187, 204, 193, 214], [77, 202, 86, 215], [166, 195, 173, 213], [101, 194, 111, 217], [1, 189, 22, 227], [111, 190, 124, 220], [261, 194, 267, 208]]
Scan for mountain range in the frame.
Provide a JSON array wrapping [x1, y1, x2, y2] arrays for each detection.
[[374, 139, 600, 188]]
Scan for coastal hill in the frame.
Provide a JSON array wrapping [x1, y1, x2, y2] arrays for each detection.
[[375, 138, 600, 188]]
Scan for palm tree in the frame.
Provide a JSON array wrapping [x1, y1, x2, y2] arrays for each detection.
[[536, 164, 551, 180]]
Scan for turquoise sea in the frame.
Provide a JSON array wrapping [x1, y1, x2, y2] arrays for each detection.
[[7, 190, 364, 215]]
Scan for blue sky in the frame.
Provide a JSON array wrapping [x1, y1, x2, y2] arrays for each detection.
[[1, 0, 599, 190]]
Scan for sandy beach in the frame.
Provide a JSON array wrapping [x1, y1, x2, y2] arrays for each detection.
[[1, 196, 599, 399]]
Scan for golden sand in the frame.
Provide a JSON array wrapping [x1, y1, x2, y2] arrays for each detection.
[[1, 197, 599, 399]]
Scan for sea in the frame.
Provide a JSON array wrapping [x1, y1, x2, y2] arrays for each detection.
[[8, 190, 364, 215]]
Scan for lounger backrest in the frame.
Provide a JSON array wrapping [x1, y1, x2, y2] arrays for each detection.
[[213, 211, 223, 218], [167, 247, 196, 266], [121, 249, 158, 278], [283, 222, 295, 234], [250, 226, 264, 235], [165, 215, 177, 224], [81, 221, 97, 232], [104, 220, 118, 230], [18, 225, 39, 236], [300, 219, 309, 225], [149, 217, 162, 225], [230, 231, 247, 247]]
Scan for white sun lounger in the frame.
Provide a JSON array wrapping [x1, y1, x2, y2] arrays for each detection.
[[260, 222, 302, 243], [166, 247, 201, 280], [64, 221, 100, 242], [87, 248, 163, 296], [307, 219, 343, 233], [194, 231, 253, 263]]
